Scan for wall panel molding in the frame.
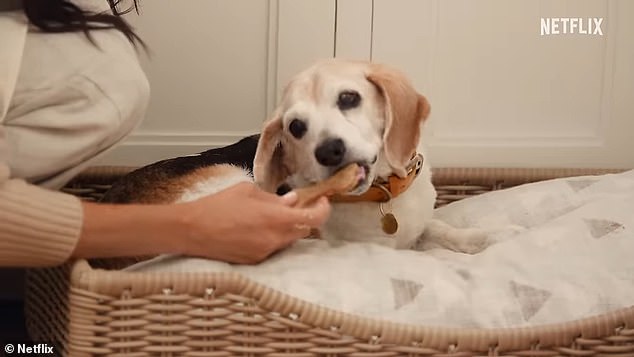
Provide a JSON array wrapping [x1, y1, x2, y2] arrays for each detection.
[[97, 131, 258, 166], [265, 0, 280, 117]]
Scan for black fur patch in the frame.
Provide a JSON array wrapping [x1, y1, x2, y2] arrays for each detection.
[[276, 183, 292, 196]]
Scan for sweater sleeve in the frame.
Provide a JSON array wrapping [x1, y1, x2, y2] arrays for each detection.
[[0, 12, 82, 267], [0, 162, 83, 267]]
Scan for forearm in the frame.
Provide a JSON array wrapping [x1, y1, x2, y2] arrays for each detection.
[[0, 171, 82, 267], [0, 163, 190, 265], [72, 201, 189, 259]]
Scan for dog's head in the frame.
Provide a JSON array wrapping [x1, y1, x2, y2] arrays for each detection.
[[254, 59, 430, 194]]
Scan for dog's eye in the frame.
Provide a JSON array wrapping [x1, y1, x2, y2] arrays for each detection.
[[337, 90, 361, 110], [289, 118, 307, 139]]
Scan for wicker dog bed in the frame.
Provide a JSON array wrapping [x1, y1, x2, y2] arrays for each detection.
[[25, 167, 634, 356]]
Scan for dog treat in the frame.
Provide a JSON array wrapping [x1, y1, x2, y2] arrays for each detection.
[[293, 163, 361, 207]]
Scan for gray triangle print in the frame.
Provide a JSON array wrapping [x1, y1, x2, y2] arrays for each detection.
[[566, 179, 597, 192], [510, 281, 551, 321], [583, 218, 624, 239], [391, 278, 423, 309]]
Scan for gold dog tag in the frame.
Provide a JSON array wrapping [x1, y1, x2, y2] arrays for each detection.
[[377, 187, 398, 235], [381, 213, 399, 235]]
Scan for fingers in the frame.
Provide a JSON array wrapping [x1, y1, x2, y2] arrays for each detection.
[[302, 196, 331, 226], [281, 196, 331, 228], [290, 224, 312, 240], [274, 224, 311, 253], [240, 182, 299, 206], [279, 191, 298, 206], [243, 182, 281, 202], [263, 196, 330, 249], [231, 182, 330, 244]]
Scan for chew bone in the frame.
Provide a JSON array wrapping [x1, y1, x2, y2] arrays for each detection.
[[293, 164, 361, 207]]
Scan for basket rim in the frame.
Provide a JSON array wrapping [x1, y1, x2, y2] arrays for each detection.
[[70, 259, 634, 352], [72, 165, 628, 182]]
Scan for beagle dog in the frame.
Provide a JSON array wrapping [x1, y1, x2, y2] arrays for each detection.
[[103, 59, 491, 254]]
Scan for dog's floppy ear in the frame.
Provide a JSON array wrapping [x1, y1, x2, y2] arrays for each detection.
[[253, 109, 289, 192], [366, 64, 431, 177]]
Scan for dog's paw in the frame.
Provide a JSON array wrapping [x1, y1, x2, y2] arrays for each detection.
[[416, 221, 526, 254], [482, 224, 527, 244], [449, 228, 491, 254], [455, 224, 527, 253], [449, 225, 526, 254], [415, 226, 490, 254]]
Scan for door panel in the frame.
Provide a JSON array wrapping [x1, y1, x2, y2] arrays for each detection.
[[99, 0, 337, 166], [367, 0, 633, 168]]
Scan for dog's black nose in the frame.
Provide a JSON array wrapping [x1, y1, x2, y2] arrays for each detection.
[[314, 138, 346, 167]]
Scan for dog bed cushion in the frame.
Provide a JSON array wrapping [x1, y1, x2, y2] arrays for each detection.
[[126, 169, 634, 328]]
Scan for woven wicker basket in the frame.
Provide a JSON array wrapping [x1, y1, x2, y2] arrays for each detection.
[[25, 167, 634, 356]]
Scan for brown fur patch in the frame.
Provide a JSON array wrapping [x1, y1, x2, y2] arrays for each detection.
[[366, 64, 430, 178], [253, 113, 286, 192], [133, 164, 245, 204]]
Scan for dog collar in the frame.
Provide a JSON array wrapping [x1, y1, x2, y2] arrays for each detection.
[[330, 153, 424, 203]]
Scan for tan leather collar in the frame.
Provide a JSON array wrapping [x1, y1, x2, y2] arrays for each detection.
[[330, 153, 424, 203]]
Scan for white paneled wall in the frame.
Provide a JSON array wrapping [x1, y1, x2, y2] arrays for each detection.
[[99, 0, 633, 169], [275, 0, 336, 102], [334, 0, 372, 60], [98, 0, 336, 166], [367, 0, 633, 168]]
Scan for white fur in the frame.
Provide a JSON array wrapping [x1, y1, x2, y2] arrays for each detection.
[[321, 147, 489, 252], [177, 167, 252, 203], [322, 162, 435, 249]]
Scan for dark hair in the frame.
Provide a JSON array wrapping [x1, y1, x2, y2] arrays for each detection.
[[22, 0, 146, 49]]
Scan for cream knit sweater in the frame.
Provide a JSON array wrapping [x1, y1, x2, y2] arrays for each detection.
[[0, 10, 149, 267]]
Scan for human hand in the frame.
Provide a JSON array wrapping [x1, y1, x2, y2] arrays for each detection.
[[178, 182, 331, 264]]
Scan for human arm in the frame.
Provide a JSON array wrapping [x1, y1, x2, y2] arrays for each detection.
[[0, 163, 83, 267], [73, 182, 331, 265], [1, 165, 330, 267], [0, 166, 330, 267]]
